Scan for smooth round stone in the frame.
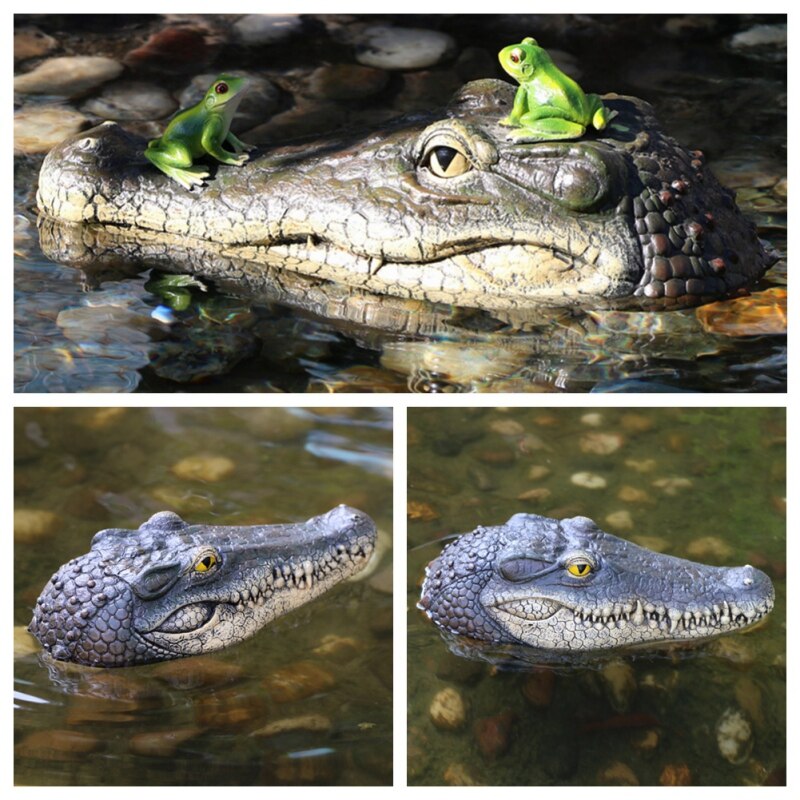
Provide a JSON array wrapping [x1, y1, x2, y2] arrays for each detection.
[[171, 454, 235, 482], [729, 24, 787, 60], [579, 431, 624, 455], [262, 662, 336, 703], [14, 26, 58, 62], [233, 14, 303, 45], [429, 687, 467, 730], [716, 708, 754, 764], [355, 26, 456, 70], [14, 508, 59, 542], [14, 56, 123, 97], [82, 81, 177, 121], [237, 407, 312, 442], [570, 471, 607, 490], [14, 106, 89, 155], [605, 510, 633, 531], [306, 63, 389, 100]]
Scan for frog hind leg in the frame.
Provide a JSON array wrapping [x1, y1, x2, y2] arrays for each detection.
[[144, 143, 210, 190], [505, 116, 587, 142], [587, 95, 618, 132]]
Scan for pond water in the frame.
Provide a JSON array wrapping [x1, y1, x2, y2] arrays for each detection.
[[14, 14, 786, 392], [14, 407, 393, 785], [407, 407, 785, 785]]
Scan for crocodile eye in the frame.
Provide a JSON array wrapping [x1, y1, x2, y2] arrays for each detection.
[[565, 559, 594, 578], [194, 553, 218, 573], [425, 145, 471, 178], [510, 47, 525, 64], [215, 81, 229, 95]]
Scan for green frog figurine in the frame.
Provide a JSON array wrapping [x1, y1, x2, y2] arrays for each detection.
[[145, 75, 253, 189], [498, 38, 615, 142]]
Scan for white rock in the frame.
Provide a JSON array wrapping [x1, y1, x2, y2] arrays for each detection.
[[14, 106, 89, 155], [716, 708, 753, 764], [82, 81, 177, 121], [355, 26, 456, 70], [14, 56, 123, 97], [570, 471, 607, 490], [233, 14, 303, 45]]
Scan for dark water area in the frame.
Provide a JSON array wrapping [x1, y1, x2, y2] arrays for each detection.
[[407, 407, 785, 785], [14, 13, 786, 392], [14, 407, 393, 785]]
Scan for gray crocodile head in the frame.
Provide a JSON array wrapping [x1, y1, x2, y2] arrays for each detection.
[[35, 80, 773, 311], [419, 514, 774, 653], [29, 506, 376, 667]]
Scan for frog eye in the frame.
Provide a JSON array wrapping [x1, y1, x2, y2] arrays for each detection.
[[509, 47, 525, 64], [215, 82, 229, 95], [565, 557, 595, 578], [424, 145, 471, 178], [194, 552, 219, 573]]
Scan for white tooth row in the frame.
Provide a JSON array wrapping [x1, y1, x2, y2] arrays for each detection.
[[572, 598, 769, 633], [230, 541, 372, 607]]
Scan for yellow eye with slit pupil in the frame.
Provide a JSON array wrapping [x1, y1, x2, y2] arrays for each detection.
[[567, 562, 592, 577], [195, 554, 217, 572]]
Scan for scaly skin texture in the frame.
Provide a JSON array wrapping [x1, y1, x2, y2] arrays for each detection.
[[418, 514, 774, 653], [29, 506, 376, 667], [36, 80, 773, 311]]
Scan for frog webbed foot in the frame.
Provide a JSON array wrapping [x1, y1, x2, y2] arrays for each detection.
[[161, 164, 211, 190]]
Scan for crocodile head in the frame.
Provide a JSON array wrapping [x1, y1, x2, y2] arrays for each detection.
[[418, 513, 774, 653], [35, 80, 773, 311], [29, 506, 376, 667]]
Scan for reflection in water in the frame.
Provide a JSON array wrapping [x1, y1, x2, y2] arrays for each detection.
[[407, 407, 785, 786], [15, 407, 393, 786]]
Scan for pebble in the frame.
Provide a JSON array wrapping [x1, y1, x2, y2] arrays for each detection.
[[15, 729, 102, 761], [527, 465, 551, 481], [81, 81, 177, 121], [600, 659, 637, 713], [306, 64, 389, 101], [312, 634, 364, 662], [631, 728, 660, 752], [14, 106, 90, 155], [489, 419, 525, 436], [129, 727, 203, 757], [14, 56, 123, 97], [685, 536, 733, 561], [443, 762, 480, 786], [124, 27, 216, 73], [171, 454, 235, 482], [233, 14, 303, 45], [429, 687, 467, 730], [81, 407, 127, 429], [149, 486, 213, 514], [250, 714, 332, 738], [262, 662, 336, 703], [598, 761, 639, 785], [625, 458, 658, 473], [570, 471, 607, 489], [14, 508, 59, 542], [729, 24, 787, 59], [605, 510, 633, 531], [716, 707, 754, 764], [473, 710, 515, 759], [151, 656, 245, 690], [238, 407, 313, 442], [619, 413, 655, 433], [580, 431, 624, 455], [580, 412, 604, 427], [516, 487, 552, 503], [660, 763, 692, 785], [617, 485, 652, 503], [407, 500, 439, 521], [14, 26, 58, 61], [354, 26, 456, 70], [652, 476, 693, 496], [195, 688, 266, 730], [474, 445, 515, 466]]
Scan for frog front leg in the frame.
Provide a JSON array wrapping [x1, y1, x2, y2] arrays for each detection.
[[144, 139, 210, 190], [200, 116, 249, 167], [587, 93, 618, 132], [226, 130, 255, 155], [499, 86, 530, 127]]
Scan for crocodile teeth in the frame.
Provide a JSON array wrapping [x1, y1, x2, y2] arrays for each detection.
[[632, 600, 645, 626], [667, 608, 681, 634]]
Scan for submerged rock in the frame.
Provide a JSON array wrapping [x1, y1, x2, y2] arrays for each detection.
[[429, 687, 468, 730], [716, 707, 754, 764]]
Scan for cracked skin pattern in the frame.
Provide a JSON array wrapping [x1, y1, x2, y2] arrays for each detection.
[[36, 80, 773, 311], [418, 514, 774, 653], [29, 506, 376, 667]]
